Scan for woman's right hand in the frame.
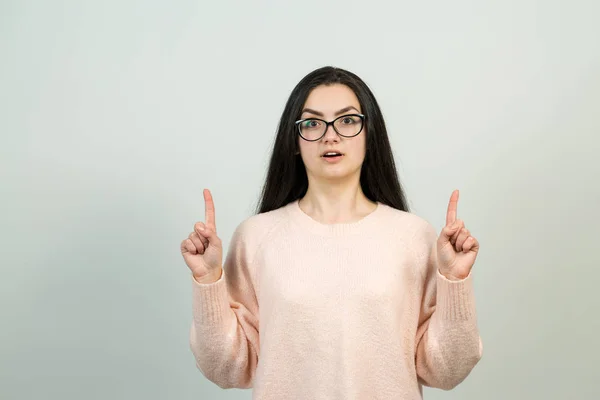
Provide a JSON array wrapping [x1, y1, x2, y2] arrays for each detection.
[[180, 189, 223, 282]]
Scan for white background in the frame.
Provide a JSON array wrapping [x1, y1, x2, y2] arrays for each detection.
[[1, 0, 599, 399]]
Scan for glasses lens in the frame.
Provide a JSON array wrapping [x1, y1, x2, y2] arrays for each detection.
[[298, 119, 325, 141], [334, 115, 363, 137], [298, 115, 364, 141]]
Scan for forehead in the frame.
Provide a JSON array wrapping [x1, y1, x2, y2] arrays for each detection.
[[303, 84, 361, 113]]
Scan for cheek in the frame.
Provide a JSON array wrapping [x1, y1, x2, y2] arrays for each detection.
[[298, 142, 315, 162], [350, 135, 367, 159]]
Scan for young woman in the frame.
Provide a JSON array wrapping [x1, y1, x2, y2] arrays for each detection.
[[181, 66, 482, 399]]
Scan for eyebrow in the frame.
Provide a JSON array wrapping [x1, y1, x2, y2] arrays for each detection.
[[301, 106, 360, 118]]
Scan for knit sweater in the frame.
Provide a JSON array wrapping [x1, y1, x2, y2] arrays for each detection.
[[189, 199, 482, 399]]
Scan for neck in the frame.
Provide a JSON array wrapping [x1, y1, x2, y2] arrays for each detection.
[[299, 176, 377, 224]]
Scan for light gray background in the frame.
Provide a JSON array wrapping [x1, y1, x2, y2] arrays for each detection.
[[1, 1, 598, 399]]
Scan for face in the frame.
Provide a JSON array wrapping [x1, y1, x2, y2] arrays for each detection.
[[297, 84, 366, 182]]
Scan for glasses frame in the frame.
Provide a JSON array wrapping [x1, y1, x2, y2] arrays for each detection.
[[294, 113, 365, 142]]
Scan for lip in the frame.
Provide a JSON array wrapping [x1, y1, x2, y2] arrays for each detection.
[[320, 150, 344, 157], [321, 153, 344, 163]]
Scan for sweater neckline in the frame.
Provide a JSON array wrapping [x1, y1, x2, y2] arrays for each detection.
[[286, 199, 383, 237]]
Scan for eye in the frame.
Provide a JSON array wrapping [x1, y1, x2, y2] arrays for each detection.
[[302, 119, 321, 129], [341, 115, 359, 124]]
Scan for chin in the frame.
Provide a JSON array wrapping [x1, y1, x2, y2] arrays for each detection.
[[305, 159, 361, 181], [318, 168, 357, 181]]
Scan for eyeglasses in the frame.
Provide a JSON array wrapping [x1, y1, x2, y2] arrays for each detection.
[[295, 113, 365, 142]]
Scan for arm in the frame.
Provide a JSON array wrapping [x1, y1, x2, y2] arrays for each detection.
[[414, 224, 483, 390], [189, 222, 260, 389]]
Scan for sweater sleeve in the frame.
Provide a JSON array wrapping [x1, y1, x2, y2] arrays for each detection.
[[189, 221, 260, 389], [414, 223, 483, 390]]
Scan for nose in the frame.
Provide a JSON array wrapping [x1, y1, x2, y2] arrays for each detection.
[[322, 123, 340, 143]]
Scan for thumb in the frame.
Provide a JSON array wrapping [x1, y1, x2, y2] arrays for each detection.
[[201, 227, 222, 249], [440, 221, 461, 243]]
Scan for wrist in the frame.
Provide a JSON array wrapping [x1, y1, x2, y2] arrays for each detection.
[[194, 268, 223, 284], [438, 269, 467, 281]]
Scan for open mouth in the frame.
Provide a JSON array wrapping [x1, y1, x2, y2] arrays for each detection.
[[322, 152, 343, 158]]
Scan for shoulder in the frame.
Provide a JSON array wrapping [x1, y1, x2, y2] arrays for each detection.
[[377, 204, 439, 266], [378, 204, 438, 242], [379, 205, 439, 278], [229, 202, 291, 254]]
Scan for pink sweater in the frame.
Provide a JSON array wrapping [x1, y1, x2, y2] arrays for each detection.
[[190, 199, 482, 399]]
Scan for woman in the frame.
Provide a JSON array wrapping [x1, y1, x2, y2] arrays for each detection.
[[181, 66, 482, 399]]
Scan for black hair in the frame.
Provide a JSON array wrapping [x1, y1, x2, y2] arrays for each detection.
[[255, 66, 410, 214]]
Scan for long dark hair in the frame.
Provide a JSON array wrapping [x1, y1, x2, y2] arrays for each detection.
[[255, 66, 410, 214]]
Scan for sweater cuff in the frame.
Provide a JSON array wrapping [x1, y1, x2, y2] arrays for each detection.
[[191, 270, 231, 326], [435, 269, 477, 321]]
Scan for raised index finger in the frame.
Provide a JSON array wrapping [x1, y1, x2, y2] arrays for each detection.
[[204, 188, 216, 231], [445, 189, 459, 226]]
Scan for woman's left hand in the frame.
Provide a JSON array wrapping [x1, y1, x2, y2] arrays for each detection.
[[437, 190, 480, 281]]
